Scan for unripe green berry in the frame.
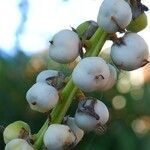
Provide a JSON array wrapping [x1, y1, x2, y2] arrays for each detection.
[[127, 13, 148, 32], [76, 21, 91, 38], [3, 121, 31, 144], [76, 20, 98, 39]]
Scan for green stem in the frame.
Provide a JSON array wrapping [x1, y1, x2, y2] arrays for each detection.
[[85, 27, 103, 57], [35, 119, 49, 139], [91, 30, 108, 56], [90, 27, 103, 44], [34, 120, 49, 150], [33, 27, 108, 149], [51, 80, 77, 123]]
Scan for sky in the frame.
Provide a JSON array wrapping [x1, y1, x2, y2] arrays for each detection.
[[0, 0, 149, 56]]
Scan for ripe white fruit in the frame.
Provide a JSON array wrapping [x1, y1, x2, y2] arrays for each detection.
[[5, 139, 34, 150], [72, 57, 110, 92], [49, 29, 80, 63], [97, 0, 132, 33], [26, 82, 59, 113], [64, 117, 84, 145], [111, 32, 149, 71], [49, 46, 79, 63], [44, 124, 76, 150], [3, 121, 31, 144], [36, 70, 65, 90], [52, 29, 80, 49], [101, 64, 117, 91], [36, 70, 59, 84], [75, 98, 109, 131]]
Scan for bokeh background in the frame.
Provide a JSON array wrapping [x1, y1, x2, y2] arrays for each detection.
[[0, 0, 150, 149]]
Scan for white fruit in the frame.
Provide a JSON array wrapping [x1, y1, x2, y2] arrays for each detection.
[[72, 57, 110, 92], [49, 29, 80, 63], [52, 29, 80, 49], [26, 82, 59, 113], [5, 139, 34, 150], [64, 117, 84, 145], [36, 70, 65, 90], [44, 124, 76, 150], [97, 0, 132, 33], [101, 64, 117, 91], [75, 98, 109, 131], [111, 32, 149, 71], [3, 121, 31, 144], [49, 45, 79, 63], [36, 70, 59, 84]]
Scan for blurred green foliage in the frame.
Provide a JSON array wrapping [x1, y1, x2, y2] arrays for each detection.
[[0, 51, 150, 150]]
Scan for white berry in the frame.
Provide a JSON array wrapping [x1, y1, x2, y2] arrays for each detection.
[[5, 139, 34, 150], [52, 29, 80, 49], [49, 45, 79, 63], [26, 82, 59, 113], [64, 117, 84, 145], [49, 29, 80, 63], [36, 70, 65, 90], [75, 98, 109, 131], [97, 0, 132, 33], [3, 121, 31, 144], [110, 32, 149, 71], [72, 57, 110, 92], [44, 124, 76, 150], [36, 70, 59, 83], [101, 64, 117, 91]]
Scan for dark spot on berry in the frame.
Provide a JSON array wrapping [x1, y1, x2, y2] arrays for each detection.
[[111, 16, 125, 33], [141, 59, 149, 67], [49, 41, 53, 45], [95, 74, 105, 80], [30, 139, 34, 144], [78, 98, 100, 120], [32, 102, 36, 105]]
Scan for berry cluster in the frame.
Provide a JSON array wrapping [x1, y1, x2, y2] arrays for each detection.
[[3, 0, 149, 149]]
